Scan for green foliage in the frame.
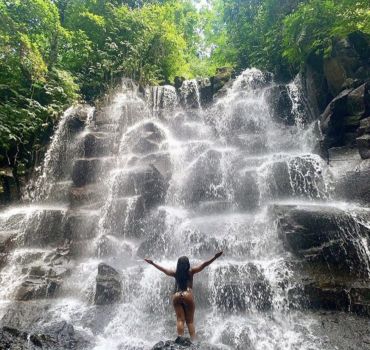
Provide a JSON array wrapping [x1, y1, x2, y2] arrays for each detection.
[[0, 0, 203, 173], [0, 0, 77, 171], [210, 0, 304, 78], [283, 0, 370, 67], [3, 0, 368, 177], [208, 0, 370, 77]]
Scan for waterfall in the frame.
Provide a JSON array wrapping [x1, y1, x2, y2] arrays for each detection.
[[0, 70, 369, 350], [24, 105, 95, 202]]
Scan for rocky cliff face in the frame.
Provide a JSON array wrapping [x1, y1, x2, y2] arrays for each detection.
[[298, 31, 370, 158], [276, 31, 370, 320]]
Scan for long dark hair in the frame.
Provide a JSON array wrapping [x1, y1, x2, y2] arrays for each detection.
[[175, 256, 190, 291]]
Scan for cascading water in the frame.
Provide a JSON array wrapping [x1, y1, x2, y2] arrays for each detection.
[[0, 69, 369, 350]]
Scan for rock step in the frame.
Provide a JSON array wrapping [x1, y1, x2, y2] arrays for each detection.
[[23, 209, 68, 248], [197, 200, 234, 214], [94, 263, 122, 305], [0, 321, 91, 349], [71, 157, 116, 187], [0, 231, 17, 269], [94, 123, 120, 133], [82, 132, 118, 158], [181, 152, 327, 209], [20, 208, 99, 248], [110, 165, 168, 210], [302, 280, 370, 316], [68, 183, 108, 207], [2, 244, 72, 301], [357, 134, 370, 159], [334, 167, 370, 204], [64, 210, 99, 241], [47, 181, 73, 202], [273, 203, 370, 277]]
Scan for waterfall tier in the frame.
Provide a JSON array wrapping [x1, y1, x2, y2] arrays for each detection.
[[0, 69, 369, 350]]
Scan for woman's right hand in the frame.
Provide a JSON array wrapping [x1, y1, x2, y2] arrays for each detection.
[[144, 258, 154, 265], [215, 251, 223, 259]]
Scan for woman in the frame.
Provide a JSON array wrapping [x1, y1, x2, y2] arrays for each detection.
[[144, 252, 223, 340]]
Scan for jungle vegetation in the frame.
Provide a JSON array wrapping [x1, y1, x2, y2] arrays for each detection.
[[0, 0, 369, 189]]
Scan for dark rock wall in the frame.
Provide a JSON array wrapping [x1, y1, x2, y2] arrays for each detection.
[[299, 32, 370, 160]]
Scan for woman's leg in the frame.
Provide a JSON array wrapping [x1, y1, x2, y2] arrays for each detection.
[[183, 292, 196, 340], [173, 294, 186, 336]]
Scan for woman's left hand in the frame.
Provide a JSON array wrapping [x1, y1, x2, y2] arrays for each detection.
[[215, 251, 223, 258], [144, 258, 154, 265]]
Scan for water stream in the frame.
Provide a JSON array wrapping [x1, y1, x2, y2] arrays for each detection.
[[0, 69, 369, 349]]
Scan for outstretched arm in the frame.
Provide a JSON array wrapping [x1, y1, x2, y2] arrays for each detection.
[[144, 259, 175, 277], [191, 251, 223, 274]]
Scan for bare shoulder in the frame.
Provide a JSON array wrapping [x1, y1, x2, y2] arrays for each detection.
[[189, 267, 197, 275]]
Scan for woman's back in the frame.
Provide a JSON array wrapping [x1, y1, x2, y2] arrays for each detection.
[[175, 270, 193, 292]]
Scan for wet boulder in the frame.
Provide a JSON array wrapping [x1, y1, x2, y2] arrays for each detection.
[[94, 263, 122, 305], [15, 246, 70, 301], [64, 210, 99, 241], [320, 88, 352, 148], [265, 85, 295, 125], [174, 76, 185, 90], [0, 322, 91, 350], [302, 281, 350, 311], [184, 149, 225, 205], [0, 303, 49, 331], [284, 155, 327, 200], [357, 116, 370, 137], [211, 67, 233, 94], [233, 170, 260, 210], [123, 122, 166, 155], [197, 77, 213, 106], [152, 337, 197, 350], [347, 82, 370, 116], [136, 209, 168, 258], [113, 165, 168, 210], [198, 200, 233, 214], [138, 152, 172, 181], [132, 137, 160, 155], [349, 285, 370, 316], [235, 69, 272, 91], [41, 321, 91, 349], [66, 115, 84, 134], [179, 80, 201, 109], [232, 134, 268, 154], [220, 326, 254, 350], [43, 244, 71, 267], [146, 85, 178, 112], [320, 82, 370, 150], [263, 161, 293, 199], [0, 327, 41, 350], [273, 204, 370, 277], [0, 232, 16, 269], [71, 158, 102, 187], [23, 209, 66, 247], [356, 134, 370, 159], [226, 101, 265, 133], [68, 183, 104, 206], [83, 132, 115, 158], [299, 279, 370, 316], [212, 263, 272, 311], [65, 104, 94, 133], [101, 195, 145, 237], [15, 278, 60, 301], [333, 159, 370, 204]]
